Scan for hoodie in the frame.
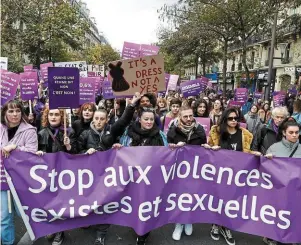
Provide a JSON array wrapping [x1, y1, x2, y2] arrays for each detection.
[[0, 121, 38, 190]]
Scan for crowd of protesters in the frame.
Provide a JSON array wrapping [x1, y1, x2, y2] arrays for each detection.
[[1, 82, 301, 245]]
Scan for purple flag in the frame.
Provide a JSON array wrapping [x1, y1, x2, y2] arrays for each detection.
[[40, 62, 53, 87], [180, 79, 202, 97], [4, 147, 301, 243], [20, 72, 39, 100], [79, 77, 96, 105], [140, 44, 159, 57], [122, 42, 141, 59], [0, 69, 19, 105], [48, 67, 80, 109]]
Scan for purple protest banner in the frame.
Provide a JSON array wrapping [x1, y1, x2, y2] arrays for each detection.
[[4, 147, 301, 243], [167, 74, 178, 91], [24, 65, 37, 72], [95, 76, 104, 95], [195, 117, 210, 136], [48, 67, 80, 109], [180, 79, 202, 97], [235, 88, 248, 103], [122, 42, 141, 59], [40, 62, 53, 87], [140, 44, 160, 57], [19, 72, 39, 100], [273, 94, 284, 107], [0, 69, 20, 105], [79, 77, 96, 105]]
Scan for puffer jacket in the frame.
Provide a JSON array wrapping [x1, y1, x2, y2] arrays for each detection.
[[208, 125, 253, 153], [1, 121, 38, 191], [251, 123, 279, 155], [167, 118, 207, 145], [266, 138, 301, 158], [78, 105, 136, 153]]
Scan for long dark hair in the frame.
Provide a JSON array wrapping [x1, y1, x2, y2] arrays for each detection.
[[194, 99, 209, 117], [1, 100, 28, 126], [218, 108, 240, 142]]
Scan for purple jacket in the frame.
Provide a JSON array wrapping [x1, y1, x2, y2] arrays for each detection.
[[1, 121, 38, 191]]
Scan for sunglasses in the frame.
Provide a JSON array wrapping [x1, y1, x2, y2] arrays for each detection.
[[227, 117, 238, 121]]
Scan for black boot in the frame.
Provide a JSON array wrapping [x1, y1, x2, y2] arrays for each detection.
[[94, 236, 105, 245]]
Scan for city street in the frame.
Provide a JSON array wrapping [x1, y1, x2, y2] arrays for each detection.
[[15, 217, 282, 245]]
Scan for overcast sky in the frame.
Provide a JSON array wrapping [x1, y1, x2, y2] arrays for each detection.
[[84, 0, 176, 52]]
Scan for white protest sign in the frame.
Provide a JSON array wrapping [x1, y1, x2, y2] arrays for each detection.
[[87, 65, 105, 77], [55, 61, 87, 77], [0, 57, 8, 70]]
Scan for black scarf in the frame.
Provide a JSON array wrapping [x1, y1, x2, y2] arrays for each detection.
[[127, 122, 164, 146]]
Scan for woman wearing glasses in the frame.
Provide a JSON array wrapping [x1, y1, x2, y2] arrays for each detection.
[[206, 107, 253, 245], [114, 106, 168, 245]]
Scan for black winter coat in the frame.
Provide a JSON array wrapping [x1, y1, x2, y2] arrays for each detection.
[[167, 124, 207, 145], [38, 127, 77, 154], [78, 105, 135, 153], [251, 124, 279, 155]]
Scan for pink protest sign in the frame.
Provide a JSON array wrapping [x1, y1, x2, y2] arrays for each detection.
[[79, 77, 96, 105], [1, 69, 20, 105], [228, 100, 244, 108], [235, 88, 248, 103], [163, 117, 173, 135], [167, 74, 179, 91], [24, 65, 36, 72], [122, 42, 141, 59], [140, 44, 159, 57], [195, 117, 210, 136], [20, 72, 39, 100], [240, 122, 247, 129]]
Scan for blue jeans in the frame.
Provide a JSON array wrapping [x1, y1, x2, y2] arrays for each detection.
[[1, 190, 20, 245]]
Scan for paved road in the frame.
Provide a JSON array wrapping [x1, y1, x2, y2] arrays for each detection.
[[15, 217, 286, 245]]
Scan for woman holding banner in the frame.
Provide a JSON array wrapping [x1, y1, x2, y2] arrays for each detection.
[[0, 100, 38, 245], [205, 107, 253, 245], [263, 117, 301, 245], [35, 107, 77, 245], [115, 106, 168, 245], [77, 93, 141, 245]]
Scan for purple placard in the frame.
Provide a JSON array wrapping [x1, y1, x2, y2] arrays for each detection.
[[254, 92, 263, 99], [79, 77, 96, 105], [228, 100, 244, 108], [102, 80, 115, 99], [195, 117, 210, 136], [5, 147, 301, 244], [0, 69, 20, 105], [235, 88, 248, 103], [207, 81, 213, 88], [19, 72, 39, 100], [180, 79, 202, 97], [40, 62, 53, 87], [140, 44, 160, 57], [167, 74, 179, 91], [288, 85, 297, 95], [273, 94, 285, 107], [122, 42, 141, 59], [48, 67, 80, 109], [199, 77, 209, 91], [23, 65, 37, 72]]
